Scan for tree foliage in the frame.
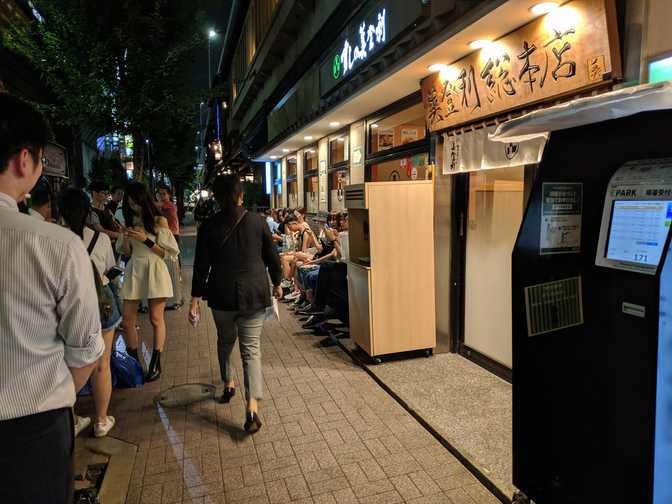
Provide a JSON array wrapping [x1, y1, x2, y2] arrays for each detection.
[[2, 0, 206, 182]]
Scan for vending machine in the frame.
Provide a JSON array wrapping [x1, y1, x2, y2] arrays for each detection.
[[511, 110, 672, 504]]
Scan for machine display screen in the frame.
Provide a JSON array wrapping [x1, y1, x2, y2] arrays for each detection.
[[606, 200, 672, 266]]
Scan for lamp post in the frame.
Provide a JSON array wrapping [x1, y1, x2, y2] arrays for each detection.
[[208, 29, 217, 89]]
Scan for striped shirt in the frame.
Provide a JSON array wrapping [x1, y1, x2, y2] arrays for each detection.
[[0, 192, 104, 421]]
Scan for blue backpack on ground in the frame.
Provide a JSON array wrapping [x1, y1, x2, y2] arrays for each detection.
[[111, 349, 144, 388]]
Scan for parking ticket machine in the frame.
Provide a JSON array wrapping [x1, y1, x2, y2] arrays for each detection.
[[511, 111, 672, 504]]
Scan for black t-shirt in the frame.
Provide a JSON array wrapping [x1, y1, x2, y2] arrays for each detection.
[[93, 207, 117, 232], [106, 200, 119, 214]]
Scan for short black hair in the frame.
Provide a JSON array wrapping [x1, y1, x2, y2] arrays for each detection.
[[110, 185, 124, 194], [29, 185, 51, 208], [89, 180, 109, 193], [157, 184, 173, 196], [212, 174, 243, 209], [0, 94, 50, 174]]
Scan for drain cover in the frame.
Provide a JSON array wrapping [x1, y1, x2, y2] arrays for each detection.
[[155, 383, 216, 407]]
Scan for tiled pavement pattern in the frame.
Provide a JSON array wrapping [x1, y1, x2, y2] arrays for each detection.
[[78, 269, 500, 504]]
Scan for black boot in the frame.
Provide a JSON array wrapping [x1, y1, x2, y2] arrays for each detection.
[[145, 349, 162, 382], [127, 347, 139, 362]]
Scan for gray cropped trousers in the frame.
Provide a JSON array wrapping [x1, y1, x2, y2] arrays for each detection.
[[211, 309, 265, 400]]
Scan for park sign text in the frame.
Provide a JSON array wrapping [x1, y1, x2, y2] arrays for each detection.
[[421, 0, 621, 133]]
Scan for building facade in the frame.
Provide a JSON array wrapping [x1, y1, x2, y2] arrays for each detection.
[[208, 0, 663, 381]]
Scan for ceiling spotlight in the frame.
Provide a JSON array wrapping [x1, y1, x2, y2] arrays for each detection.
[[208, 29, 217, 39], [370, 124, 379, 129], [428, 63, 448, 73], [304, 136, 313, 140], [469, 39, 492, 49], [530, 2, 559, 15], [270, 155, 278, 159], [329, 121, 340, 127], [282, 148, 290, 153]]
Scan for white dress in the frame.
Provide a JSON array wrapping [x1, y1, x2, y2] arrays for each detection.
[[117, 223, 179, 300]]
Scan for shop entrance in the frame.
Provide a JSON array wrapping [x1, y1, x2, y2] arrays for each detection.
[[454, 165, 533, 378], [464, 167, 523, 369]]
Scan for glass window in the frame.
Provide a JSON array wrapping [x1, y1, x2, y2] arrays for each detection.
[[329, 135, 349, 165], [287, 156, 297, 177], [329, 169, 349, 211], [305, 175, 319, 213], [370, 153, 430, 182], [304, 148, 318, 172], [369, 102, 427, 155], [288, 180, 299, 208]]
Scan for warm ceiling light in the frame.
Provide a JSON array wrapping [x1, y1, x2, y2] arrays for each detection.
[[428, 63, 448, 73], [371, 124, 379, 129], [304, 136, 313, 140], [469, 39, 492, 49], [329, 121, 340, 127], [530, 2, 559, 15], [282, 148, 290, 153]]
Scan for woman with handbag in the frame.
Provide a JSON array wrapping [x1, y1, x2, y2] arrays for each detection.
[[190, 174, 282, 434], [117, 182, 179, 382], [59, 188, 121, 437]]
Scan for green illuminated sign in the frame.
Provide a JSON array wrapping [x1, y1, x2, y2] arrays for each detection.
[[332, 54, 342, 80]]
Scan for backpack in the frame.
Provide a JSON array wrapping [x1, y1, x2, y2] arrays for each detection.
[[87, 231, 114, 320]]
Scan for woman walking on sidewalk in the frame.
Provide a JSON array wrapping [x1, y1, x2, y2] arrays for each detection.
[[59, 188, 120, 437], [117, 182, 179, 382], [190, 174, 282, 433]]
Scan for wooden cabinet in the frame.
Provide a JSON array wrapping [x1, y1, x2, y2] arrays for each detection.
[[345, 181, 436, 358]]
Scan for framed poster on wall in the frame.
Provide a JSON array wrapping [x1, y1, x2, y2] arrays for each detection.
[[401, 128, 419, 145], [378, 128, 394, 150]]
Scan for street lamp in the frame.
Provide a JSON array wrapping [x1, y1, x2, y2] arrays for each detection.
[[208, 29, 217, 89]]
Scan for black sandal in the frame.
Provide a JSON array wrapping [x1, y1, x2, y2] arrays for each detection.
[[244, 411, 262, 433]]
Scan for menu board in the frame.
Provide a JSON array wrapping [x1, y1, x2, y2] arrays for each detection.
[[606, 200, 672, 266]]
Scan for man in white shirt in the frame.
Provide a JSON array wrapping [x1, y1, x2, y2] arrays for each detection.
[[27, 185, 52, 221], [0, 94, 104, 503]]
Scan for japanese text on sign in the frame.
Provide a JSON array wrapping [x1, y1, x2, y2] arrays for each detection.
[[421, 0, 620, 132]]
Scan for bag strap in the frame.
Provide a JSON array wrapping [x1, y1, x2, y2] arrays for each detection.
[[218, 209, 248, 250], [87, 231, 100, 255]]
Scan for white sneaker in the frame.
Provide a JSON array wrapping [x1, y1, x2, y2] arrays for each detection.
[[280, 279, 292, 289], [285, 291, 301, 301], [74, 415, 91, 437], [93, 416, 116, 438]]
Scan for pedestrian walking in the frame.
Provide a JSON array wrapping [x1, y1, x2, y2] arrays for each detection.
[[190, 174, 283, 433], [60, 188, 121, 437], [117, 182, 179, 382], [0, 94, 104, 504]]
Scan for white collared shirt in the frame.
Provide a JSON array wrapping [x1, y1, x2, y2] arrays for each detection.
[[0, 192, 104, 420]]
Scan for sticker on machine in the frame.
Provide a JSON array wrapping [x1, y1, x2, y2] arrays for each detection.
[[540, 182, 583, 255], [524, 276, 584, 337]]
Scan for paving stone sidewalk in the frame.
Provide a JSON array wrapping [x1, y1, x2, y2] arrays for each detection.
[[77, 266, 499, 504]]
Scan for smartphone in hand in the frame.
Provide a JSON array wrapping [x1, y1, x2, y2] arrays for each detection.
[[188, 310, 200, 328]]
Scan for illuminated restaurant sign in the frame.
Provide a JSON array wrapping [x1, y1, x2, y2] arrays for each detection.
[[333, 8, 386, 80], [421, 0, 621, 133], [320, 0, 426, 96]]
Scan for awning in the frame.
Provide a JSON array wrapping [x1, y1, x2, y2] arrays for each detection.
[[490, 82, 672, 143]]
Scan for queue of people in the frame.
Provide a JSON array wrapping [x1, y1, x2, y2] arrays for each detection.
[[264, 207, 351, 338], [0, 94, 185, 503]]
